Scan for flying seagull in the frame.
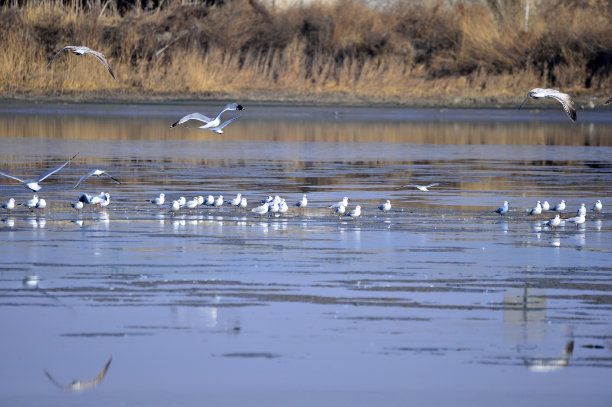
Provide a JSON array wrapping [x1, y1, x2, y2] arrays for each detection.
[[0, 154, 78, 191], [192, 116, 241, 134], [170, 103, 244, 129], [48, 46, 115, 79], [401, 183, 440, 192], [44, 357, 112, 392], [73, 169, 120, 189], [519, 88, 576, 122]]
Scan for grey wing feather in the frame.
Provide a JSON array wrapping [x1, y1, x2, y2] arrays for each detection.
[[547, 91, 576, 122], [85, 49, 115, 79], [0, 171, 25, 183], [103, 172, 121, 184], [80, 357, 112, 390], [37, 153, 78, 183], [427, 183, 440, 187], [44, 370, 67, 390], [47, 46, 78, 67], [216, 116, 240, 130], [171, 113, 214, 128], [73, 169, 97, 189]]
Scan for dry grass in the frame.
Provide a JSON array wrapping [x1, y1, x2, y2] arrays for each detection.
[[0, 0, 611, 104]]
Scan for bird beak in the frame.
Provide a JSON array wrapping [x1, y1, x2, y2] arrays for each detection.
[[518, 95, 530, 110]]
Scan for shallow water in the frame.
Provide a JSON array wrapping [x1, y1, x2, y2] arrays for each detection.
[[1, 102, 611, 406]]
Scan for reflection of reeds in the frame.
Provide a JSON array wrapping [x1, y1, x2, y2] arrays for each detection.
[[1, 0, 611, 103]]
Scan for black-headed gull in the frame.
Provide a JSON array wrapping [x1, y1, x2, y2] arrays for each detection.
[[592, 200, 602, 213], [2, 198, 15, 211], [528, 201, 542, 217], [36, 198, 47, 209], [48, 46, 115, 79], [329, 197, 348, 209], [551, 200, 566, 212], [545, 214, 561, 229], [22, 195, 39, 210], [170, 103, 243, 129], [73, 169, 120, 189], [494, 201, 509, 216], [346, 205, 361, 220], [519, 88, 576, 122], [295, 194, 308, 209], [0, 154, 77, 192], [149, 193, 165, 207], [378, 200, 391, 212]]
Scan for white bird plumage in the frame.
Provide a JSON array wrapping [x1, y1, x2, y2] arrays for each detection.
[[494, 201, 509, 216], [346, 205, 361, 220], [48, 46, 115, 79], [519, 88, 576, 122], [592, 200, 602, 213], [402, 183, 440, 192], [150, 193, 165, 207], [2, 198, 15, 211], [378, 200, 391, 212], [170, 103, 244, 129], [551, 200, 566, 212], [0, 154, 77, 192], [73, 169, 120, 189]]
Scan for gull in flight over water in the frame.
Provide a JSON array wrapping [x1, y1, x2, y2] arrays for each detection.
[[44, 357, 112, 392], [170, 103, 244, 129], [0, 154, 77, 191], [48, 46, 115, 79], [191, 117, 241, 134], [401, 183, 440, 192], [519, 88, 576, 122], [73, 169, 120, 189]]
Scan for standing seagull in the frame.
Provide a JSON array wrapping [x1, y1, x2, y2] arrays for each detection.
[[592, 200, 603, 213], [170, 103, 244, 129], [551, 200, 566, 213], [528, 201, 542, 217], [0, 154, 77, 191], [48, 46, 115, 79], [73, 169, 120, 189], [378, 200, 391, 212], [149, 193, 165, 208], [2, 198, 15, 211], [494, 201, 509, 216], [346, 205, 362, 221], [519, 88, 576, 122], [401, 183, 440, 192]]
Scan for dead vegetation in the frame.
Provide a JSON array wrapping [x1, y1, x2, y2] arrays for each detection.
[[0, 0, 611, 104]]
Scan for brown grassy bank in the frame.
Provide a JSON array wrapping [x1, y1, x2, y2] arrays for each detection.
[[1, 0, 611, 105]]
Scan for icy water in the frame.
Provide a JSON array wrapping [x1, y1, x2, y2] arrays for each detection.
[[1, 101, 612, 407]]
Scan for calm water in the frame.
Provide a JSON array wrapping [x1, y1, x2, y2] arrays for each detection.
[[1, 102, 611, 406]]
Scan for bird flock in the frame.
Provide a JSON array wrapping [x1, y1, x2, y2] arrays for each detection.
[[0, 45, 610, 226]]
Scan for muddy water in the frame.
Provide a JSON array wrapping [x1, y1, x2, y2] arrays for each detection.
[[0, 102, 611, 406]]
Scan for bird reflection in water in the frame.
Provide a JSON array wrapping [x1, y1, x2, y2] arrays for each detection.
[[523, 341, 574, 373], [44, 357, 112, 391]]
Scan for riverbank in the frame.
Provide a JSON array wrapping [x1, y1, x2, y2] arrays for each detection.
[[1, 0, 611, 107]]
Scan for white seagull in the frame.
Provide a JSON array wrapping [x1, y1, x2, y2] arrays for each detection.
[[48, 46, 115, 79], [295, 194, 308, 209], [150, 193, 165, 208], [22, 195, 39, 210], [334, 204, 346, 216], [519, 88, 576, 122], [73, 169, 120, 189], [71, 201, 84, 211], [566, 214, 586, 227], [402, 183, 440, 192], [576, 203, 586, 217], [346, 205, 362, 220], [329, 197, 349, 209], [230, 193, 242, 207], [378, 200, 391, 212], [170, 103, 244, 129], [170, 200, 181, 213], [239, 197, 248, 209], [592, 200, 603, 213], [36, 198, 47, 209], [213, 195, 224, 208], [2, 198, 15, 211], [0, 154, 77, 191], [528, 201, 542, 217], [541, 201, 550, 211], [205, 195, 215, 206], [494, 201, 509, 216], [545, 214, 561, 229], [279, 199, 288, 214], [551, 200, 566, 212], [178, 196, 187, 207], [251, 202, 269, 216], [193, 117, 241, 134]]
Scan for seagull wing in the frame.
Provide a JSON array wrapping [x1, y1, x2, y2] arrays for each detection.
[[84, 49, 116, 79], [546, 90, 576, 122], [214, 116, 240, 131], [36, 154, 78, 183], [73, 169, 97, 189], [77, 357, 112, 390], [170, 113, 213, 128], [426, 183, 440, 188], [0, 171, 26, 184], [43, 370, 67, 390], [47, 46, 79, 67], [604, 96, 612, 105], [102, 171, 121, 184]]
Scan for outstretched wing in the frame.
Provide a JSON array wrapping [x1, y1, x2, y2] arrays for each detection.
[[84, 49, 116, 79], [214, 116, 240, 131], [0, 171, 25, 184], [43, 370, 67, 390], [47, 46, 79, 67], [102, 171, 121, 184], [170, 113, 213, 128], [73, 169, 97, 189], [37, 154, 78, 183], [546, 90, 576, 122], [426, 183, 440, 188], [77, 357, 112, 390]]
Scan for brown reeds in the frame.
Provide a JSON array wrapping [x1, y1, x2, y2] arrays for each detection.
[[0, 0, 611, 104]]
